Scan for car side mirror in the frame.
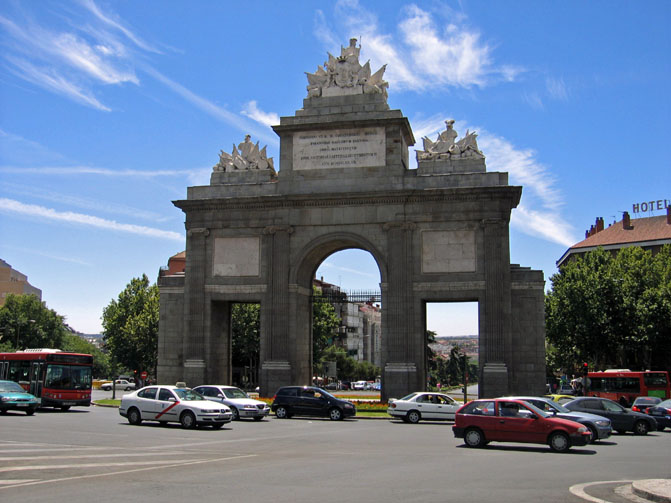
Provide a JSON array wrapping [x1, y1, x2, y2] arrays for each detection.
[[168, 397, 176, 402], [217, 394, 224, 398]]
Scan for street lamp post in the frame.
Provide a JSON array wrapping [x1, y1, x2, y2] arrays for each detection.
[[15, 319, 36, 350]]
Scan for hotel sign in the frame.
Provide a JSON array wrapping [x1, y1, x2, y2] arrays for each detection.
[[632, 199, 669, 214]]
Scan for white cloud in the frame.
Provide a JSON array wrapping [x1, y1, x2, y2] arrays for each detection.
[[0, 198, 183, 242], [321, 0, 523, 92], [546, 77, 569, 101], [241, 101, 280, 127]]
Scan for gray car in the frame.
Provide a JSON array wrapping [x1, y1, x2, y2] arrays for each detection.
[[502, 396, 612, 443], [193, 385, 270, 421], [564, 396, 657, 435]]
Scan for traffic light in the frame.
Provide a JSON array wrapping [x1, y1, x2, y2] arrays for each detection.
[[582, 362, 588, 376]]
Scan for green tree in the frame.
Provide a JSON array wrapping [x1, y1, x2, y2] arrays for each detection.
[[546, 245, 671, 372], [102, 275, 158, 377], [0, 294, 67, 350], [312, 288, 340, 364], [232, 303, 260, 386]]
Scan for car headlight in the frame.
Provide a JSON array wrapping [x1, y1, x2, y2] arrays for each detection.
[[595, 420, 610, 427], [243, 405, 255, 410], [577, 427, 588, 433], [344, 404, 354, 408], [1, 397, 11, 402]]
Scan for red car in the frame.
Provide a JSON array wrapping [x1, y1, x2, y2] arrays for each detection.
[[452, 398, 592, 453]]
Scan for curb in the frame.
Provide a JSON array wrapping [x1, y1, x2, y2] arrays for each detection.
[[632, 479, 671, 503]]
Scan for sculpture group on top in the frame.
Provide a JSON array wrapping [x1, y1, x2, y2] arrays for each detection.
[[305, 38, 388, 98], [417, 120, 484, 161], [213, 135, 275, 172]]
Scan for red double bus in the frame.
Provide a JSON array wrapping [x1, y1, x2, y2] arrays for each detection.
[[587, 370, 671, 407], [0, 349, 93, 410]]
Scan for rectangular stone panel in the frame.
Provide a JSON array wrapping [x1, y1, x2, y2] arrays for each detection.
[[293, 127, 385, 170], [422, 230, 476, 273], [213, 237, 260, 277]]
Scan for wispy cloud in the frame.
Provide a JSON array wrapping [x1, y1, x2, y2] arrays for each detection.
[[315, 0, 523, 92], [546, 77, 569, 101], [0, 165, 185, 177], [317, 262, 379, 279], [0, 198, 183, 241], [2, 245, 92, 266], [241, 101, 280, 127]]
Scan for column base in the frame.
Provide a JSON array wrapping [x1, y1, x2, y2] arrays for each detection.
[[481, 362, 509, 398], [383, 362, 418, 402], [181, 359, 206, 387], [260, 361, 292, 398]]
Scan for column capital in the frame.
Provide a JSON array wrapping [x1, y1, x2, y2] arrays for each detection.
[[263, 225, 294, 235], [187, 227, 210, 237]]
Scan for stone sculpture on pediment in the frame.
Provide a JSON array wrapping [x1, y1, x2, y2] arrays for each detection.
[[305, 38, 388, 98], [213, 134, 275, 173], [417, 120, 485, 161]]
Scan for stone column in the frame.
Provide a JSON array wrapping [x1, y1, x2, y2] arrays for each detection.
[[260, 226, 293, 395], [480, 218, 512, 397], [182, 227, 209, 386], [381, 222, 421, 402]]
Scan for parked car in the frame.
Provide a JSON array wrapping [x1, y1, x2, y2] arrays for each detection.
[[271, 386, 356, 420], [564, 396, 657, 435], [452, 398, 591, 453], [101, 380, 136, 391], [544, 394, 576, 405], [0, 380, 40, 415], [631, 396, 662, 414], [351, 381, 366, 390], [503, 396, 611, 443], [387, 392, 460, 423], [557, 383, 576, 395], [119, 385, 232, 429], [193, 385, 269, 421], [645, 399, 671, 431]]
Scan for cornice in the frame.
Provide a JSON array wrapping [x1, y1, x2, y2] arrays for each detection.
[[173, 185, 522, 213]]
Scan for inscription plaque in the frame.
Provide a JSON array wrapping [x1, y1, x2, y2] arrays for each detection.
[[213, 237, 260, 277], [293, 127, 385, 170]]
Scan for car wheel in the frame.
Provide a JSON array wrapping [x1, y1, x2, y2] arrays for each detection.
[[633, 420, 649, 435], [180, 410, 197, 429], [329, 407, 343, 421], [26, 408, 36, 416], [102, 387, 110, 391], [60, 405, 70, 411], [275, 406, 289, 419], [125, 387, 131, 391], [127, 407, 142, 425], [231, 407, 239, 421], [587, 425, 598, 443], [549, 432, 570, 453], [406, 410, 421, 424], [464, 428, 486, 448]]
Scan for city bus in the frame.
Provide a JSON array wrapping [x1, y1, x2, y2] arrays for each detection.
[[587, 370, 671, 407], [0, 349, 93, 410]]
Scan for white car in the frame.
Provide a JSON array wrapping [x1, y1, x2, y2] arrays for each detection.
[[193, 385, 270, 421], [387, 392, 461, 423], [101, 379, 136, 391], [119, 385, 232, 429]]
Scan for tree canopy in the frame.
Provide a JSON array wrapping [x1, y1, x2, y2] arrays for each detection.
[[102, 275, 158, 376], [546, 245, 671, 373], [0, 293, 67, 351]]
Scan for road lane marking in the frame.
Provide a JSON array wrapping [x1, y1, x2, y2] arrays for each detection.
[[569, 480, 633, 503], [0, 451, 192, 461], [0, 454, 257, 489]]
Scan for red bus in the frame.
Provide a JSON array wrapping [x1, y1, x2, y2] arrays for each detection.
[[587, 370, 671, 407], [0, 349, 93, 410]]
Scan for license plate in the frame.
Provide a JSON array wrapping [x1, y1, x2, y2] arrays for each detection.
[[16, 403, 28, 407], [652, 411, 662, 415]]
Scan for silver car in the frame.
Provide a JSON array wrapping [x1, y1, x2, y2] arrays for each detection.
[[193, 385, 270, 421], [504, 396, 612, 443]]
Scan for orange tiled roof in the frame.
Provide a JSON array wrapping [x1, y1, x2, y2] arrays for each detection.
[[572, 215, 671, 249]]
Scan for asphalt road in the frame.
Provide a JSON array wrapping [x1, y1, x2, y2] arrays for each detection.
[[1, 400, 669, 503]]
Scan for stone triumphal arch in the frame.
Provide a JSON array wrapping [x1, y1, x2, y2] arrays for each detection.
[[157, 39, 546, 400]]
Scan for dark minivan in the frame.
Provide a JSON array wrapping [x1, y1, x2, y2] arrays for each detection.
[[271, 386, 356, 420]]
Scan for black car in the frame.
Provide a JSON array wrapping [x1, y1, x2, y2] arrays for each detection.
[[271, 386, 356, 421], [564, 396, 657, 435], [631, 396, 661, 414], [646, 399, 671, 431]]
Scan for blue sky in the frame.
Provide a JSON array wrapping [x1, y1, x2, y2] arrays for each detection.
[[1, 1, 669, 336]]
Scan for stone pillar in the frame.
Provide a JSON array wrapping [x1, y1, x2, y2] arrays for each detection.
[[381, 222, 421, 402], [182, 227, 209, 386], [260, 226, 293, 396], [480, 218, 512, 397]]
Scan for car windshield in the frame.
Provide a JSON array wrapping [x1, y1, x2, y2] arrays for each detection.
[[45, 364, 92, 390], [634, 397, 660, 405], [315, 388, 336, 399], [223, 388, 248, 399], [0, 381, 25, 393], [174, 388, 205, 401]]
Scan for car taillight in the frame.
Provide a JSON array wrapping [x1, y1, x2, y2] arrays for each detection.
[[632, 406, 641, 412], [390, 403, 396, 409]]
